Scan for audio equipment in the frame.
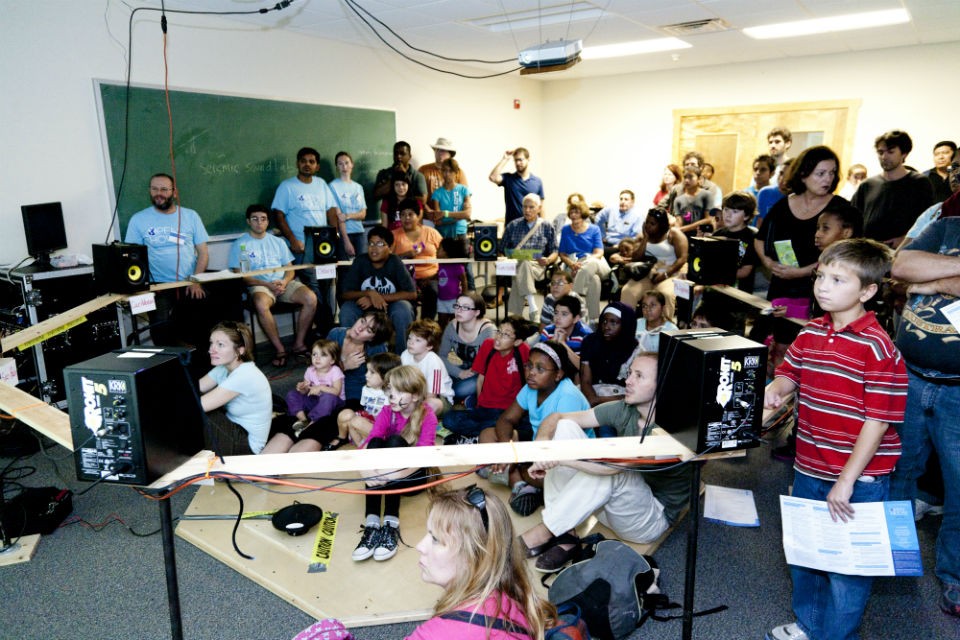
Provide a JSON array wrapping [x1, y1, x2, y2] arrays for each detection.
[[303, 226, 338, 264], [64, 347, 205, 485], [655, 329, 766, 453], [272, 503, 323, 536], [687, 236, 739, 286], [473, 225, 498, 261], [92, 242, 150, 293]]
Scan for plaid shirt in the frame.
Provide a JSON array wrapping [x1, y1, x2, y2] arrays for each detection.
[[500, 218, 556, 256]]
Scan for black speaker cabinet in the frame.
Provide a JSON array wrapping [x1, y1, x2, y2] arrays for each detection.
[[303, 226, 338, 264], [92, 242, 150, 293], [473, 225, 498, 261], [655, 329, 766, 453], [687, 236, 739, 286], [64, 347, 205, 485]]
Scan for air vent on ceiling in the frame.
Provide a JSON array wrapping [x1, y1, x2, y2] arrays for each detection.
[[660, 18, 729, 36]]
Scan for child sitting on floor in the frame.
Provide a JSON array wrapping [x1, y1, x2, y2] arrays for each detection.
[[285, 339, 345, 433], [327, 352, 401, 451]]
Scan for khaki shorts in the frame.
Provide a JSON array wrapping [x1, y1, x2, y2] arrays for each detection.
[[248, 278, 307, 305]]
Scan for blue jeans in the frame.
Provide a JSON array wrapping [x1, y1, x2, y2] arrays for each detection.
[[889, 370, 960, 589], [338, 300, 414, 354], [442, 406, 502, 437], [790, 471, 889, 640], [451, 371, 478, 405]]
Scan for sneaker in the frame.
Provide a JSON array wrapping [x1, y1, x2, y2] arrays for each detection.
[[443, 433, 479, 446], [352, 525, 380, 561], [291, 419, 309, 437], [373, 524, 400, 561], [914, 498, 945, 521], [941, 584, 960, 617], [488, 468, 510, 487], [765, 622, 808, 640]]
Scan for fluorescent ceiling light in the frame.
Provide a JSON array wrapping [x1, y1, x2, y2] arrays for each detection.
[[582, 38, 691, 60], [472, 3, 602, 33], [743, 8, 910, 40]]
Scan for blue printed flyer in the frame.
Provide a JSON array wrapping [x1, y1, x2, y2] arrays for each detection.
[[779, 497, 922, 576]]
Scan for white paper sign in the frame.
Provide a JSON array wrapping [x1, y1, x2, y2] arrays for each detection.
[[674, 279, 691, 299], [128, 292, 156, 314], [496, 260, 517, 276], [940, 299, 960, 334], [704, 485, 760, 527], [315, 264, 337, 280], [779, 497, 922, 576]]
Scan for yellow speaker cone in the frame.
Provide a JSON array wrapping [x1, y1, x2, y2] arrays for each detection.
[[319, 242, 332, 254], [128, 265, 142, 281], [693, 257, 701, 272], [479, 239, 493, 252]]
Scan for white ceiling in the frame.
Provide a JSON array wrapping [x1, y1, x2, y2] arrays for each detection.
[[147, 0, 960, 79]]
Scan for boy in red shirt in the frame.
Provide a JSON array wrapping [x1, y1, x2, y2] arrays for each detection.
[[764, 238, 908, 640]]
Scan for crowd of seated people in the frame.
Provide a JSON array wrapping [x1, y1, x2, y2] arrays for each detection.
[[134, 130, 960, 626]]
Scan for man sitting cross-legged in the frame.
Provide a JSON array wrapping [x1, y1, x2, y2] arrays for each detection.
[[229, 204, 318, 367], [517, 351, 692, 573]]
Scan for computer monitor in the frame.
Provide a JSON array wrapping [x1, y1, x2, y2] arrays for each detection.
[[21, 201, 68, 267]]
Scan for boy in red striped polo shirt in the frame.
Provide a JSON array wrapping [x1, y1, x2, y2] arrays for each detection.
[[764, 238, 908, 640]]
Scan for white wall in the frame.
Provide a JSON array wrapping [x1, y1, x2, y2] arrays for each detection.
[[540, 41, 960, 210], [3, 2, 956, 267], [0, 0, 544, 265]]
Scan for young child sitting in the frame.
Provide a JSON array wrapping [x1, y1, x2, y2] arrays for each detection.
[[764, 238, 907, 640], [285, 339, 345, 433], [400, 319, 454, 417], [328, 352, 401, 451], [539, 271, 589, 329], [480, 341, 591, 516], [442, 316, 538, 444], [435, 237, 468, 329], [539, 294, 592, 370], [633, 289, 678, 354], [713, 191, 760, 293], [353, 366, 439, 563]]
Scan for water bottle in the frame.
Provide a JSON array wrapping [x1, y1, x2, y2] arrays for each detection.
[[239, 244, 251, 273]]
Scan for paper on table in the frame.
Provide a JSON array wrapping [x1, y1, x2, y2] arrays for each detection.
[[779, 496, 922, 576], [704, 484, 760, 527]]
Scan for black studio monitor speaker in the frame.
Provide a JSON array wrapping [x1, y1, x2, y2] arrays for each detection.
[[92, 242, 150, 293], [687, 236, 739, 286], [303, 226, 338, 264], [473, 225, 498, 261]]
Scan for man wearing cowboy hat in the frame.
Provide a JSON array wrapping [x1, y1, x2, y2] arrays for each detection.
[[419, 136, 468, 206]]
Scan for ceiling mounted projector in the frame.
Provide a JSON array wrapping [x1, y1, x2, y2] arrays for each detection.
[[518, 39, 583, 68]]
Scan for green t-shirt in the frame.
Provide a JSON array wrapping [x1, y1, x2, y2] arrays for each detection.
[[592, 401, 692, 523]]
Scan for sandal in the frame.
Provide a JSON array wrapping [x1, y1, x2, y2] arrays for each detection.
[[534, 535, 581, 573], [519, 531, 578, 559], [271, 351, 287, 367], [322, 437, 349, 452], [509, 481, 544, 517], [291, 347, 310, 361]]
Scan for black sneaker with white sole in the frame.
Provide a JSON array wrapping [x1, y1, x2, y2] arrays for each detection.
[[373, 524, 400, 561], [352, 525, 381, 561]]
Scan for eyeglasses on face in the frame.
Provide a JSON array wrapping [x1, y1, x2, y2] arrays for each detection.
[[494, 330, 516, 339], [464, 484, 488, 532], [452, 303, 477, 311], [368, 241, 389, 248], [523, 362, 556, 374]]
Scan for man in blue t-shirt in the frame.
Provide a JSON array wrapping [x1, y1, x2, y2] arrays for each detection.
[[229, 204, 318, 366], [126, 173, 235, 348], [488, 147, 546, 226]]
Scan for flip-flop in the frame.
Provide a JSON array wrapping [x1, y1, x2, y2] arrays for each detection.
[[272, 352, 287, 367], [518, 531, 578, 559], [291, 347, 310, 361]]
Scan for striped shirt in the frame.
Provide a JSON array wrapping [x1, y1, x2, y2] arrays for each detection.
[[776, 312, 907, 479]]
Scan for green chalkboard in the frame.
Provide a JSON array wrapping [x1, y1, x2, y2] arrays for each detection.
[[98, 82, 395, 236]]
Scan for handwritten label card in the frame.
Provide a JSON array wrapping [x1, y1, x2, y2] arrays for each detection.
[[128, 292, 156, 314]]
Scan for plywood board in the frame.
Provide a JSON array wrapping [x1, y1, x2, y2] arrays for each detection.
[[0, 381, 72, 449], [176, 469, 678, 627], [0, 534, 41, 566]]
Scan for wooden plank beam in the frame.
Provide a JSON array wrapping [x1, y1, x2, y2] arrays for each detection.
[[0, 382, 73, 449]]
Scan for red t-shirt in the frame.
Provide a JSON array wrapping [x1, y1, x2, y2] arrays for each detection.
[[472, 339, 530, 410]]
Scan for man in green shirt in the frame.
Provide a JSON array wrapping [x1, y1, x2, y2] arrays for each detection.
[[519, 352, 692, 572]]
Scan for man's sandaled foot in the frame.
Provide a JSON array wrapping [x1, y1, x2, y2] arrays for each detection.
[[272, 351, 287, 367]]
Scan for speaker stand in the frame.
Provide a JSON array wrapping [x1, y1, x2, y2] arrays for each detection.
[[158, 492, 184, 640]]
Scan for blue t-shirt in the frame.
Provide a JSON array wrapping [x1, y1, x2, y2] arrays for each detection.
[[124, 206, 209, 283], [327, 327, 389, 401], [329, 178, 367, 235], [206, 362, 273, 453], [558, 224, 603, 259], [500, 172, 545, 225], [228, 232, 294, 282], [271, 176, 338, 244], [516, 378, 590, 437], [431, 184, 471, 237]]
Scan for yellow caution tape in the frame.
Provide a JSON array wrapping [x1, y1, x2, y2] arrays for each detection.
[[18, 316, 87, 351], [307, 510, 339, 573]]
